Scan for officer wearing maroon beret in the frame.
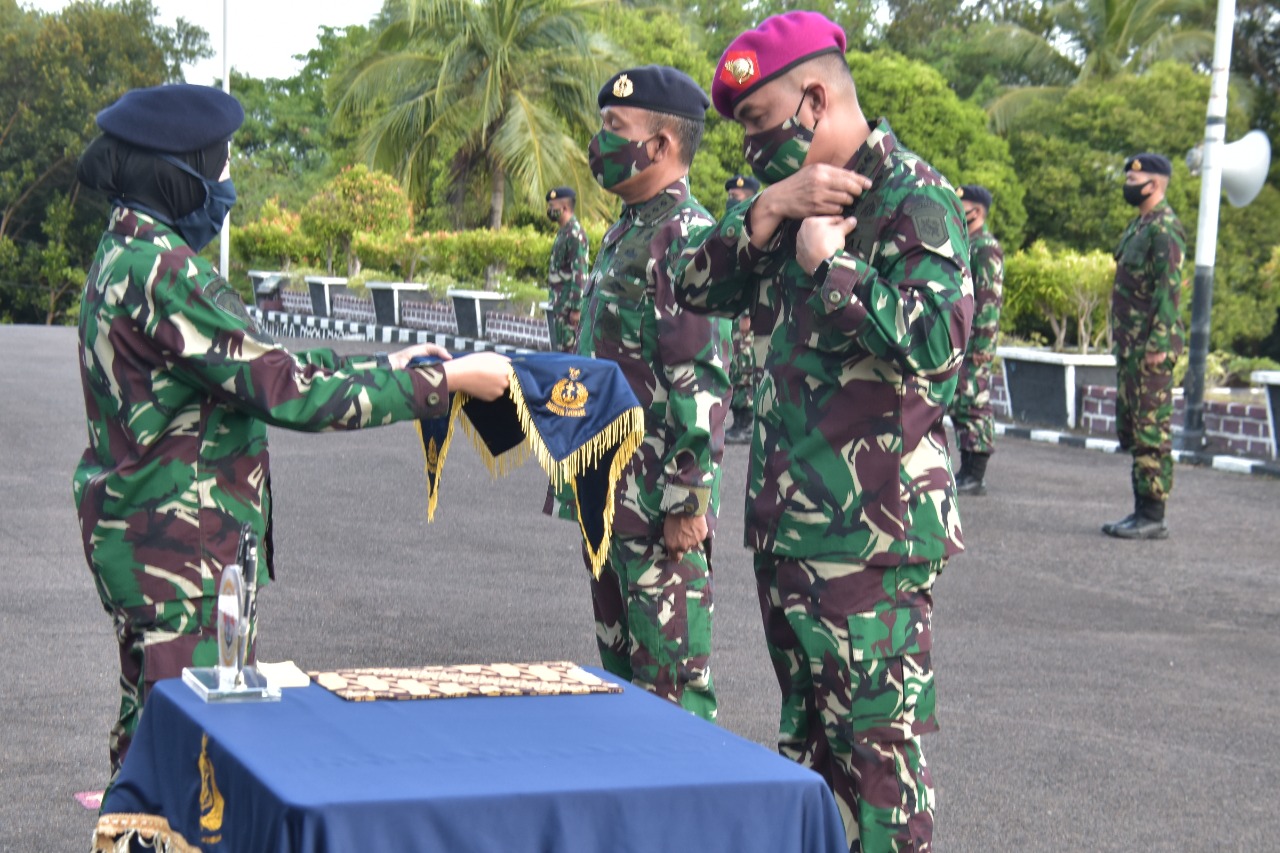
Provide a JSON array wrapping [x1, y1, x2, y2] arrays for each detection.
[[674, 12, 973, 851]]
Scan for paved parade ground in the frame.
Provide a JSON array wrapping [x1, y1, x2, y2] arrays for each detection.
[[2, 324, 1278, 851]]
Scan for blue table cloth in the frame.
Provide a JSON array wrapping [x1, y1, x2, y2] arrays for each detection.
[[98, 670, 848, 853]]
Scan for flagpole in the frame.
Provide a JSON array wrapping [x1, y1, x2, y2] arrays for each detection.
[[219, 0, 231, 277]]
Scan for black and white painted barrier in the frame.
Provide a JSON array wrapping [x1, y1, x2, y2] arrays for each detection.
[[247, 307, 530, 355]]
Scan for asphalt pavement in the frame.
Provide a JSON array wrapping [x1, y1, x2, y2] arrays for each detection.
[[1, 324, 1277, 851]]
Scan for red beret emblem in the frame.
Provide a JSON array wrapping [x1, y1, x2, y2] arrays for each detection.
[[720, 51, 759, 90]]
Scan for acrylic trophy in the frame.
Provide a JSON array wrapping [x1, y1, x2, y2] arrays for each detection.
[[183, 524, 280, 702]]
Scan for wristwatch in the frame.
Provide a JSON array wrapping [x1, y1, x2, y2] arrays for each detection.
[[812, 258, 832, 283], [374, 351, 391, 368]]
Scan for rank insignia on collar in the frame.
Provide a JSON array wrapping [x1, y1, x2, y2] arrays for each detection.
[[549, 366, 589, 417], [613, 74, 634, 98], [720, 51, 759, 89]]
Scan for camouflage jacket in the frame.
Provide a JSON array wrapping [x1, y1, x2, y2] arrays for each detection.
[[548, 216, 590, 317], [1111, 200, 1186, 360], [577, 178, 732, 537], [967, 225, 1004, 359], [675, 119, 972, 565], [73, 208, 451, 621]]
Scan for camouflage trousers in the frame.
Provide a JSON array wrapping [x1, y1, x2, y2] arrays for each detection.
[[948, 355, 995, 454], [102, 594, 255, 777], [1116, 353, 1174, 502], [555, 310, 579, 352], [587, 533, 716, 722], [729, 329, 756, 411], [754, 554, 941, 852]]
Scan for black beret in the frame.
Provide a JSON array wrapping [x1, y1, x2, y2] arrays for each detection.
[[1125, 153, 1172, 177], [546, 186, 575, 201], [957, 184, 993, 209], [598, 66, 710, 122], [97, 84, 244, 153], [725, 174, 761, 192]]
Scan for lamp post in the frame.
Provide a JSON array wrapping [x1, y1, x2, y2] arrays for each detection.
[[1179, 0, 1236, 451]]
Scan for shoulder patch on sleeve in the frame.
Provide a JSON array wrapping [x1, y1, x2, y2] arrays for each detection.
[[903, 196, 948, 248]]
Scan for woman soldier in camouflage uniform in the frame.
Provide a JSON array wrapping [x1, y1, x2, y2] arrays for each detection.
[[72, 84, 511, 780]]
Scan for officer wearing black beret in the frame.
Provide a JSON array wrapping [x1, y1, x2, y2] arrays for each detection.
[[725, 174, 760, 206], [545, 186, 589, 351], [78, 83, 245, 253], [73, 84, 512, 782], [568, 66, 731, 721], [950, 184, 1004, 495], [1104, 151, 1186, 539]]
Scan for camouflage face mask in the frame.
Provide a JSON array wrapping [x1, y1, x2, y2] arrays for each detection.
[[742, 90, 815, 185], [589, 128, 655, 191]]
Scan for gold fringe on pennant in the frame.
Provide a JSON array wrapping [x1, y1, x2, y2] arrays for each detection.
[[504, 373, 644, 578], [93, 814, 201, 853], [574, 425, 644, 579], [416, 390, 471, 522], [505, 372, 645, 490], [416, 362, 645, 575]]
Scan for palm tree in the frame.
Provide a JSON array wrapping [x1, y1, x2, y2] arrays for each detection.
[[334, 0, 613, 229], [982, 0, 1214, 132]]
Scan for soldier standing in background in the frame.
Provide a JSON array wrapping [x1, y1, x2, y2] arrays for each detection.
[[676, 12, 972, 851], [724, 173, 762, 444], [73, 84, 512, 782], [545, 186, 590, 352], [1103, 153, 1186, 540], [950, 184, 1004, 495], [574, 66, 732, 721]]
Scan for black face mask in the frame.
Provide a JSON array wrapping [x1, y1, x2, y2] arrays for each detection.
[[1123, 181, 1151, 207], [547, 207, 559, 221]]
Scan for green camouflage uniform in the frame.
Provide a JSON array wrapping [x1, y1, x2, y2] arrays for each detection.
[[1111, 199, 1186, 503], [74, 208, 452, 775], [547, 216, 590, 351], [675, 120, 972, 851], [575, 178, 732, 722], [949, 224, 1003, 454], [729, 322, 757, 411]]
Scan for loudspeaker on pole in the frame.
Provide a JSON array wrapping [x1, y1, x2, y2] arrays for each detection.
[[1189, 130, 1272, 207]]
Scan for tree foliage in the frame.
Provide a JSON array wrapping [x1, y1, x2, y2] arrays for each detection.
[[0, 0, 208, 324], [334, 0, 611, 229], [300, 164, 413, 276], [847, 49, 1028, 246]]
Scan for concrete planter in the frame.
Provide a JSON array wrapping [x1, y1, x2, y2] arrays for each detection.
[[997, 345, 1116, 429], [367, 281, 435, 328], [248, 270, 289, 312], [448, 288, 507, 340], [539, 300, 560, 350], [304, 276, 348, 318], [1251, 370, 1280, 459]]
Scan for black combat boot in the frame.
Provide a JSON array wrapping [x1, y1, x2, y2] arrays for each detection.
[[956, 452, 989, 496], [956, 450, 971, 482], [1103, 496, 1168, 540], [726, 407, 753, 445]]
